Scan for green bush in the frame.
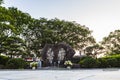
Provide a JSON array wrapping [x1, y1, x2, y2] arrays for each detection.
[[115, 57, 120, 67], [80, 56, 92, 61], [106, 58, 118, 67], [0, 55, 10, 65], [78, 54, 120, 68], [6, 58, 27, 69], [79, 57, 98, 68], [98, 54, 120, 68], [72, 56, 81, 64], [97, 58, 108, 68], [0, 64, 5, 69]]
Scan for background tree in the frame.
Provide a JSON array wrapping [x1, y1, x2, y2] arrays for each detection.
[[0, 6, 16, 35], [8, 7, 33, 57], [8, 7, 32, 35], [0, 0, 3, 5], [0, 1, 96, 58], [101, 30, 120, 55], [24, 18, 96, 57], [0, 5, 32, 57], [85, 44, 104, 58], [0, 6, 17, 55], [1, 36, 25, 58]]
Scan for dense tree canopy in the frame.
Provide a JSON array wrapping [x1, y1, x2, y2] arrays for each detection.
[[0, 5, 30, 57], [0, 1, 96, 58], [27, 18, 95, 48], [0, 36, 25, 58], [1, 0, 120, 69], [1, 0, 120, 59], [85, 44, 104, 58], [0, 0, 3, 5], [102, 30, 120, 55]]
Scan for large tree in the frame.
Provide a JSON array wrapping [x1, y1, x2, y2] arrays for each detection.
[[85, 44, 104, 58], [0, 6, 17, 55], [0, 0, 3, 5], [101, 30, 120, 55], [0, 6, 16, 35], [1, 36, 25, 58], [0, 1, 96, 57], [8, 7, 33, 57], [39, 18, 94, 48], [8, 7, 32, 35], [24, 18, 95, 56], [0, 6, 32, 57]]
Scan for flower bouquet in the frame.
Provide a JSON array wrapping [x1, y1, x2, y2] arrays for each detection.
[[30, 62, 38, 69], [64, 60, 73, 69]]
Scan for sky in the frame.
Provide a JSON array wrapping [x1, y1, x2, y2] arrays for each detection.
[[2, 0, 120, 42]]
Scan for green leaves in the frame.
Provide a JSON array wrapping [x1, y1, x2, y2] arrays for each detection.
[[102, 30, 120, 55], [8, 7, 32, 35], [30, 18, 95, 49], [0, 4, 96, 58], [0, 0, 3, 5], [1, 36, 25, 58]]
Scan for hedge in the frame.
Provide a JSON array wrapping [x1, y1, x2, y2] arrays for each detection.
[[79, 54, 120, 68], [0, 55, 10, 69], [6, 58, 27, 69], [79, 57, 98, 68]]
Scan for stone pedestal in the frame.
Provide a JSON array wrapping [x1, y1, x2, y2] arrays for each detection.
[[32, 67, 36, 70], [67, 66, 71, 69]]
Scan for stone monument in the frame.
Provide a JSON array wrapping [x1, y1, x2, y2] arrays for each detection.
[[41, 42, 75, 67]]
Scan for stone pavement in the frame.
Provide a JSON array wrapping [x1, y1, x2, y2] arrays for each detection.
[[0, 69, 120, 80]]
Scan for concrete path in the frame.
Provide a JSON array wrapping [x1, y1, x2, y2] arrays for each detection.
[[0, 69, 120, 80]]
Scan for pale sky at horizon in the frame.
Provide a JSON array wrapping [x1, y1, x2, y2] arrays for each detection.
[[2, 0, 120, 42]]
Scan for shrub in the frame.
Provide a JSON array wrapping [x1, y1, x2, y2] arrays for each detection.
[[80, 56, 92, 61], [78, 54, 120, 68], [106, 58, 118, 67], [6, 58, 27, 69], [79, 57, 98, 68], [98, 54, 120, 68], [0, 55, 10, 65], [0, 64, 5, 69], [72, 56, 81, 64], [30, 62, 38, 68], [72, 63, 80, 68], [97, 58, 109, 68]]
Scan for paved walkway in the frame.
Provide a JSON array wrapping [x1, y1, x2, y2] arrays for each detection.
[[0, 69, 120, 80]]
